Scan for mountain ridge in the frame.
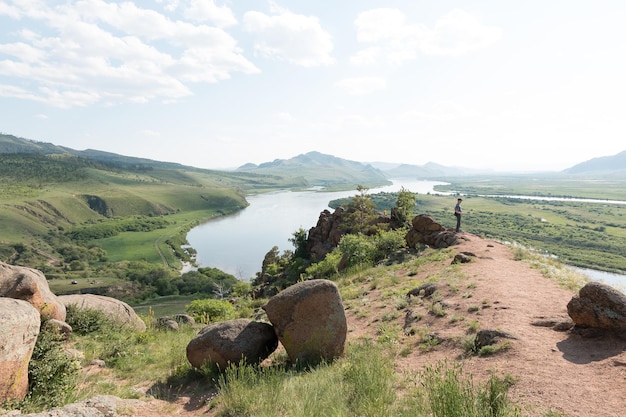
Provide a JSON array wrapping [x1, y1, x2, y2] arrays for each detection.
[[3, 132, 626, 178]]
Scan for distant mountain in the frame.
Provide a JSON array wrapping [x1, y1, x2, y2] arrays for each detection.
[[380, 161, 494, 179], [0, 133, 189, 170], [563, 150, 626, 176], [237, 151, 390, 188]]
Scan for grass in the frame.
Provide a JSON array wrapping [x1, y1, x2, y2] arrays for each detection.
[[131, 294, 199, 317]]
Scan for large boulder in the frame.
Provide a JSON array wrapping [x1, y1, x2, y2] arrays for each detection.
[[0, 262, 66, 321], [263, 279, 347, 365], [405, 214, 458, 249], [0, 298, 41, 401], [58, 294, 146, 332], [567, 281, 626, 332], [186, 318, 278, 370]]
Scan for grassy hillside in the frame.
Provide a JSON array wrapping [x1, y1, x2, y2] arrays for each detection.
[[0, 152, 286, 295]]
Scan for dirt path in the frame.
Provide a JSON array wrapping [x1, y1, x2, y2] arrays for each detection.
[[396, 233, 626, 417]]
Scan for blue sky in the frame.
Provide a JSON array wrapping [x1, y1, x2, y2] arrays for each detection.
[[1, 1, 625, 172]]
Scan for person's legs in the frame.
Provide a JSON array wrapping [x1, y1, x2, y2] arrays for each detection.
[[455, 214, 461, 232]]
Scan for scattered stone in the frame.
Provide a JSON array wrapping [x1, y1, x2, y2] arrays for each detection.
[[58, 294, 146, 332], [263, 279, 347, 365], [0, 262, 66, 321], [15, 395, 143, 417], [186, 319, 278, 370], [0, 298, 40, 401], [407, 282, 438, 298], [172, 314, 195, 326], [567, 281, 626, 332], [474, 329, 517, 349], [403, 309, 422, 335], [155, 317, 179, 331], [452, 252, 473, 264]]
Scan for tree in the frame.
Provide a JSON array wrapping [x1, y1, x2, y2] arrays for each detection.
[[343, 185, 380, 234], [289, 227, 308, 259], [393, 187, 417, 227]]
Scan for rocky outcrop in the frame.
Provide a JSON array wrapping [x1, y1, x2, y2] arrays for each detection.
[[306, 208, 346, 261], [405, 214, 459, 249], [0, 262, 66, 321], [186, 318, 277, 370], [263, 279, 347, 365], [58, 294, 146, 332], [567, 281, 626, 332], [0, 298, 41, 401]]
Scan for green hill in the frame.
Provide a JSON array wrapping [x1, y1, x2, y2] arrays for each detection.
[[237, 151, 391, 188]]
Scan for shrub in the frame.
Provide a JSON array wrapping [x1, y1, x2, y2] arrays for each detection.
[[338, 233, 375, 268], [304, 249, 343, 279], [65, 304, 116, 335], [22, 325, 81, 412], [186, 298, 235, 324], [373, 228, 408, 261]]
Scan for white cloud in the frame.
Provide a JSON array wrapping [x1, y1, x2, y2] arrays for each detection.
[[352, 8, 501, 65], [243, 7, 334, 67], [0, 0, 258, 108], [182, 0, 237, 27], [335, 77, 386, 96]]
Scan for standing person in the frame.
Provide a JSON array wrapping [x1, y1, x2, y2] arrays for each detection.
[[454, 198, 463, 233]]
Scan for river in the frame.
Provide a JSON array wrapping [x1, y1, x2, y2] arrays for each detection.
[[186, 179, 447, 280], [185, 179, 626, 288]]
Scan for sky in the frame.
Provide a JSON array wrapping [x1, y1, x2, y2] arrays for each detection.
[[1, 1, 625, 172]]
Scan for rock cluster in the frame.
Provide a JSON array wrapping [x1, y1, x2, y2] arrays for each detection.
[[305, 208, 346, 261], [187, 279, 347, 370], [0, 262, 147, 402], [405, 214, 459, 249]]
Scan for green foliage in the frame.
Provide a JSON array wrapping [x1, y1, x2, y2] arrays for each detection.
[[341, 185, 381, 235], [373, 228, 408, 260], [289, 227, 309, 259], [186, 298, 236, 324], [21, 325, 81, 412], [304, 249, 343, 279], [338, 233, 376, 268], [65, 305, 117, 335], [421, 362, 519, 417], [66, 216, 170, 241], [394, 187, 417, 226]]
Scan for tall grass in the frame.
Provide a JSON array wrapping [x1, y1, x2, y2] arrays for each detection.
[[215, 342, 520, 417]]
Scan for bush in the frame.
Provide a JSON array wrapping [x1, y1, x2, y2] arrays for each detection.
[[22, 325, 81, 412], [338, 233, 376, 268], [304, 249, 343, 279], [373, 229, 408, 261], [186, 298, 235, 324], [65, 304, 116, 335]]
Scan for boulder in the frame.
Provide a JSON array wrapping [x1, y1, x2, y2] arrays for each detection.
[[0, 298, 41, 401], [186, 318, 278, 370], [58, 294, 146, 332], [0, 262, 66, 321], [567, 281, 626, 332], [405, 214, 458, 249], [263, 279, 347, 365], [44, 318, 73, 340]]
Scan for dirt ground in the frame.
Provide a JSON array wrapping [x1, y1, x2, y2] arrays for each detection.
[[60, 233, 626, 417]]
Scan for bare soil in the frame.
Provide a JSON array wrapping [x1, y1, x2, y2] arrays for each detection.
[[78, 233, 626, 417]]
